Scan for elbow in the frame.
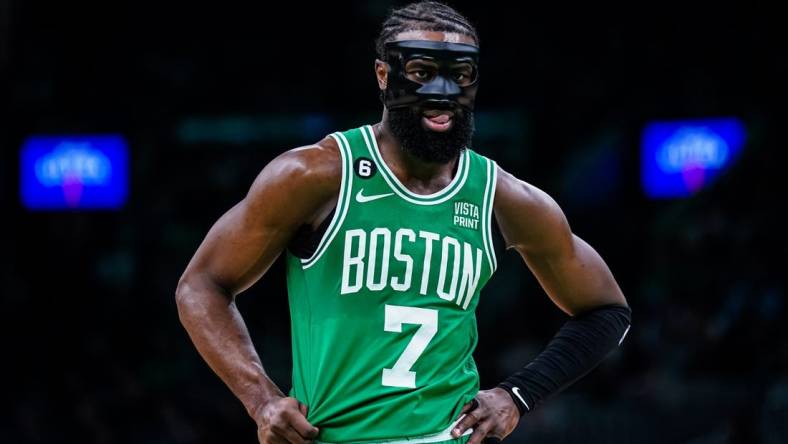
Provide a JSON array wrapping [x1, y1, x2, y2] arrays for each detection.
[[175, 272, 232, 324], [175, 274, 203, 324], [175, 276, 188, 308]]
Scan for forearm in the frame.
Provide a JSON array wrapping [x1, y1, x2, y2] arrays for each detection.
[[498, 303, 631, 414], [176, 276, 284, 419]]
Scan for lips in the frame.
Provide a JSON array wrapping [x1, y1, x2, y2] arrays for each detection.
[[423, 109, 454, 119], [422, 109, 454, 132]]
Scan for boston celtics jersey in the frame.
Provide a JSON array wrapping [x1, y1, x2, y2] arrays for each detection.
[[285, 124, 498, 443]]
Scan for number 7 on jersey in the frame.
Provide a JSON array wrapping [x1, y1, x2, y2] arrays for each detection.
[[382, 304, 438, 388]]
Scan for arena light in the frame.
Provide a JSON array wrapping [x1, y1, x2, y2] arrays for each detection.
[[20, 135, 129, 210], [641, 118, 746, 198]]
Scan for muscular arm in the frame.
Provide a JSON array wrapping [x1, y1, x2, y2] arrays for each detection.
[[494, 165, 627, 314], [492, 164, 631, 412], [175, 138, 340, 441], [452, 165, 630, 443]]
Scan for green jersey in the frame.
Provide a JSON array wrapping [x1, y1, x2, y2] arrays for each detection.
[[285, 124, 498, 443]]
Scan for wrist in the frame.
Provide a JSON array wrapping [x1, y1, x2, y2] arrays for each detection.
[[244, 381, 286, 424], [496, 382, 529, 417], [491, 386, 520, 416], [248, 394, 284, 424]]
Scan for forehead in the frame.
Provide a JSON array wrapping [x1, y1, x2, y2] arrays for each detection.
[[393, 30, 477, 46]]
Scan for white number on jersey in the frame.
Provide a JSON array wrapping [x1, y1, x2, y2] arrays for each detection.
[[382, 304, 438, 388], [358, 159, 373, 177]]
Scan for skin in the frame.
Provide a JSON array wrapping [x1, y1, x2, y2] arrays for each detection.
[[176, 30, 627, 444]]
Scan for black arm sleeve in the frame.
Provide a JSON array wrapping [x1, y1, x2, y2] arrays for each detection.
[[497, 303, 631, 416]]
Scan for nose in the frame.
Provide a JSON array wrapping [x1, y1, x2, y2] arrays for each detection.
[[415, 75, 461, 100]]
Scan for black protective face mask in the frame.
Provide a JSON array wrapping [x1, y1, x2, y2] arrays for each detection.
[[381, 40, 480, 163], [381, 40, 480, 112]]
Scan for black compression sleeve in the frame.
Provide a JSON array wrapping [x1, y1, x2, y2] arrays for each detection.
[[497, 303, 631, 415]]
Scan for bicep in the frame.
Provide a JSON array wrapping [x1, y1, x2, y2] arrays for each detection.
[[182, 149, 335, 297], [187, 196, 294, 297], [493, 166, 626, 315], [520, 233, 625, 315]]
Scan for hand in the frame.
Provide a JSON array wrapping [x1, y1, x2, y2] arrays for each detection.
[[254, 396, 319, 444], [451, 388, 520, 444]]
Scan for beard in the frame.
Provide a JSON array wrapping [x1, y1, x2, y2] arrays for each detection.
[[386, 105, 475, 164]]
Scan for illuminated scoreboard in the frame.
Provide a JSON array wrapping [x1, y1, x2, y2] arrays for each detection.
[[20, 135, 129, 210], [641, 118, 746, 198]]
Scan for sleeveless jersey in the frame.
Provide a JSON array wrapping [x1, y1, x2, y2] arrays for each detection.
[[285, 124, 498, 443]]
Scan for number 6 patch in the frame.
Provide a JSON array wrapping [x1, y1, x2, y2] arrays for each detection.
[[354, 157, 377, 179]]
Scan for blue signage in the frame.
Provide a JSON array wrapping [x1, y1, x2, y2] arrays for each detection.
[[20, 135, 129, 210], [641, 118, 746, 198]]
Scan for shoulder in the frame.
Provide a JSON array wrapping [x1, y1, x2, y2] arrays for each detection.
[[493, 163, 560, 215], [492, 163, 571, 252], [462, 151, 557, 215], [258, 135, 342, 187], [240, 134, 343, 225], [248, 135, 342, 198]]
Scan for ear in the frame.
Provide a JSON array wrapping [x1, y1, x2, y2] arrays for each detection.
[[374, 59, 388, 91]]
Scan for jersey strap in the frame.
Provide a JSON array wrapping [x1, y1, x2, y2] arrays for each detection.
[[481, 156, 498, 273], [300, 131, 354, 269]]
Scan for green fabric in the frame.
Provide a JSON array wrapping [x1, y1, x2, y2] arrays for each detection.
[[286, 124, 497, 443]]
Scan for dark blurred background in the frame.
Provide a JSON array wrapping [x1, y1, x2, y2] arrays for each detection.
[[2, 1, 787, 443]]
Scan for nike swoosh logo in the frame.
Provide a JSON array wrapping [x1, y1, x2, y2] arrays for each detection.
[[355, 189, 394, 203], [618, 324, 631, 346], [512, 387, 530, 412]]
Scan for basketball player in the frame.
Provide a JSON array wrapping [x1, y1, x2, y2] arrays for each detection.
[[176, 2, 631, 443]]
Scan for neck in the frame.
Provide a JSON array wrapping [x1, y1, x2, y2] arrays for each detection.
[[376, 109, 459, 186]]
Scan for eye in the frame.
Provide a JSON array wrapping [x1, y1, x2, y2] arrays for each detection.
[[408, 68, 435, 83], [410, 69, 432, 81], [404, 60, 438, 83], [451, 65, 475, 85], [452, 70, 474, 86]]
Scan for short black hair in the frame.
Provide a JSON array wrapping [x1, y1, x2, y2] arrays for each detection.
[[375, 1, 479, 59]]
